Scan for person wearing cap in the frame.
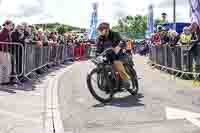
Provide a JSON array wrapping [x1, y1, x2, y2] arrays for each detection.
[[96, 22, 130, 89], [160, 13, 168, 24]]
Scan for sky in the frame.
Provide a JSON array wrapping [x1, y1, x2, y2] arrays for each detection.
[[0, 0, 191, 28]]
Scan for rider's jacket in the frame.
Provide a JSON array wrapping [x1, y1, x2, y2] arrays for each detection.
[[96, 30, 122, 55], [96, 31, 130, 81]]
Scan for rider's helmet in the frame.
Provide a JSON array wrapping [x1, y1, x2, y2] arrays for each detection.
[[97, 22, 110, 31]]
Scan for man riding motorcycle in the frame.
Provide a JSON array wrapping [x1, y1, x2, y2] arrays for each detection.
[[96, 22, 130, 89]]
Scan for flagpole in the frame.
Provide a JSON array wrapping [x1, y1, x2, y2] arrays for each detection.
[[189, 0, 192, 18], [173, 0, 176, 30]]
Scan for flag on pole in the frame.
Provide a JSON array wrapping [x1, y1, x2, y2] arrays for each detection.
[[146, 5, 154, 38], [190, 0, 200, 25], [88, 3, 98, 40]]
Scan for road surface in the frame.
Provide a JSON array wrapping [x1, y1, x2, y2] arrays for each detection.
[[58, 55, 200, 133]]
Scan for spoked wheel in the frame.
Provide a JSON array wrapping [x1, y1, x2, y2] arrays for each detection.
[[97, 72, 105, 91], [87, 68, 115, 103], [125, 65, 139, 95]]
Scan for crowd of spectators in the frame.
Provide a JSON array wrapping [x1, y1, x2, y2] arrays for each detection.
[[0, 20, 93, 84], [150, 21, 200, 78], [150, 25, 195, 46], [0, 20, 93, 47]]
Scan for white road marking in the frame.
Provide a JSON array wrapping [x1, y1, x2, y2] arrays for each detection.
[[187, 118, 200, 128], [166, 107, 200, 127], [46, 65, 74, 133]]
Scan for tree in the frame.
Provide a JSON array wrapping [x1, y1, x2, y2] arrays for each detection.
[[112, 15, 147, 39], [56, 25, 68, 34], [154, 18, 163, 27], [33, 23, 84, 33]]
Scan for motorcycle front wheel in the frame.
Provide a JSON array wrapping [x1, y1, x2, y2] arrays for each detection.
[[87, 68, 114, 103]]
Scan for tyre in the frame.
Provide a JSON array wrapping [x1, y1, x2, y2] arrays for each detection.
[[125, 65, 139, 95], [87, 68, 114, 103]]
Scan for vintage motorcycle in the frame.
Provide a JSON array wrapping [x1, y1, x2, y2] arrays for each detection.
[[87, 48, 139, 103]]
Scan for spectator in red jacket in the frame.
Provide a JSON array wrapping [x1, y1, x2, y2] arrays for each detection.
[[0, 20, 13, 45], [152, 32, 161, 45], [0, 20, 13, 83]]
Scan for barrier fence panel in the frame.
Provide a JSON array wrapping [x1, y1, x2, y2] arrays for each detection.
[[63, 45, 68, 61], [67, 45, 75, 59], [90, 45, 96, 57], [24, 44, 35, 75], [0, 42, 96, 83], [84, 44, 92, 58], [149, 45, 153, 61], [166, 46, 173, 68], [149, 44, 200, 79], [54, 45, 59, 63], [163, 45, 168, 67], [156, 46, 160, 64], [36, 47, 42, 69], [175, 47, 182, 70], [161, 45, 165, 66], [0, 42, 24, 80], [193, 45, 200, 75], [24, 45, 49, 76], [50, 45, 57, 63], [60, 45, 65, 61], [180, 45, 192, 72], [152, 46, 156, 64], [42, 46, 49, 66], [57, 45, 63, 62]]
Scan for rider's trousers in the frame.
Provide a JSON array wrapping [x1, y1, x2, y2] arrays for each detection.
[[113, 61, 129, 80]]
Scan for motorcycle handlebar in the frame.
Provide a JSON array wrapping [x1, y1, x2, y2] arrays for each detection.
[[96, 48, 113, 57]]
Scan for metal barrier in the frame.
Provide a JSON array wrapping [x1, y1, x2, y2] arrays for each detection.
[[0, 42, 24, 80], [24, 45, 50, 76], [90, 44, 97, 57], [149, 44, 200, 80], [0, 42, 96, 83]]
